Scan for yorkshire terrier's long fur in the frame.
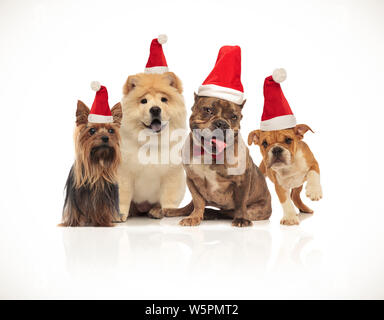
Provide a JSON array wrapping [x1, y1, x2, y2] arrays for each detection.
[[61, 100, 123, 227]]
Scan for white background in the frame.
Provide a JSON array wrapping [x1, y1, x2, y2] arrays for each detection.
[[0, 0, 384, 299]]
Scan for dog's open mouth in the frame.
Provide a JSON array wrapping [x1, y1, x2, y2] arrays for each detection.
[[143, 119, 167, 133], [202, 136, 227, 154]]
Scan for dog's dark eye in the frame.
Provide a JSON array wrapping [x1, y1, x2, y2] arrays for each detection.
[[89, 128, 96, 135], [161, 97, 168, 103], [108, 128, 115, 134], [285, 137, 293, 144], [204, 107, 212, 114], [232, 114, 238, 120], [262, 140, 268, 148], [140, 98, 147, 104]]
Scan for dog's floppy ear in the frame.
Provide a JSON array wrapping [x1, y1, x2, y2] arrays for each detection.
[[248, 130, 261, 146], [76, 100, 89, 126], [123, 75, 139, 95], [294, 124, 314, 140], [111, 102, 123, 127], [164, 72, 183, 94]]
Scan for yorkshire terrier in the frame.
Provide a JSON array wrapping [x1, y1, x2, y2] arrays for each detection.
[[61, 85, 123, 227]]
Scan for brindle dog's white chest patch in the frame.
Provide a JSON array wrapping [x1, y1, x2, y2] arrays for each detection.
[[189, 164, 221, 192], [275, 150, 309, 190]]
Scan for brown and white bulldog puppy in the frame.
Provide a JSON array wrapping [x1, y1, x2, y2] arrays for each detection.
[[165, 95, 272, 227], [248, 125, 322, 225]]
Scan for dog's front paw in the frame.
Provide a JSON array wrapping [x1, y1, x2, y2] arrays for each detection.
[[117, 204, 130, 222], [232, 218, 253, 227], [148, 207, 164, 219], [113, 213, 128, 223], [306, 184, 323, 201], [280, 215, 300, 226], [179, 217, 201, 226]]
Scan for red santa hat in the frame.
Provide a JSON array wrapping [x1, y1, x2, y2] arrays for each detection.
[[87, 81, 113, 123], [198, 45, 244, 105], [144, 34, 169, 74], [260, 68, 296, 131]]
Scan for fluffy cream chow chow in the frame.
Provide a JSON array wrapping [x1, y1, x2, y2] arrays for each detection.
[[118, 72, 187, 220]]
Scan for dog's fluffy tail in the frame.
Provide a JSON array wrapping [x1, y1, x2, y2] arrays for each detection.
[[163, 201, 194, 217], [203, 208, 233, 220], [164, 202, 233, 220]]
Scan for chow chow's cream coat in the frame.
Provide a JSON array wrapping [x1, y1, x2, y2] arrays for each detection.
[[118, 72, 186, 220]]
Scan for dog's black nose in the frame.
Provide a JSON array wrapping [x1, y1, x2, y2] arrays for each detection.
[[272, 147, 283, 155], [213, 119, 229, 130], [150, 106, 161, 117], [101, 136, 109, 143]]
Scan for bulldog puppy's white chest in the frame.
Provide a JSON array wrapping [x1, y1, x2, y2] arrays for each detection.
[[274, 149, 309, 190], [187, 164, 221, 192]]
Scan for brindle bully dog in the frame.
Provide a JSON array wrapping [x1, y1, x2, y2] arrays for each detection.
[[164, 95, 272, 227]]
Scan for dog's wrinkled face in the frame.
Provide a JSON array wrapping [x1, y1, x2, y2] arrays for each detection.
[[190, 95, 244, 154], [248, 125, 313, 169], [122, 72, 185, 134], [75, 100, 122, 166]]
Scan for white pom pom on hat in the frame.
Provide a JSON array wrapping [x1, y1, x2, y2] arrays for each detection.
[[157, 34, 168, 44], [272, 68, 287, 83], [90, 81, 101, 92]]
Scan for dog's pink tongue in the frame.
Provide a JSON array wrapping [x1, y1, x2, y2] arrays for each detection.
[[211, 138, 226, 153], [151, 121, 162, 132]]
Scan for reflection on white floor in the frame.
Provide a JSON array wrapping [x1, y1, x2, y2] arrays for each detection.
[[1, 207, 384, 299], [62, 216, 320, 281], [53, 214, 325, 299]]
